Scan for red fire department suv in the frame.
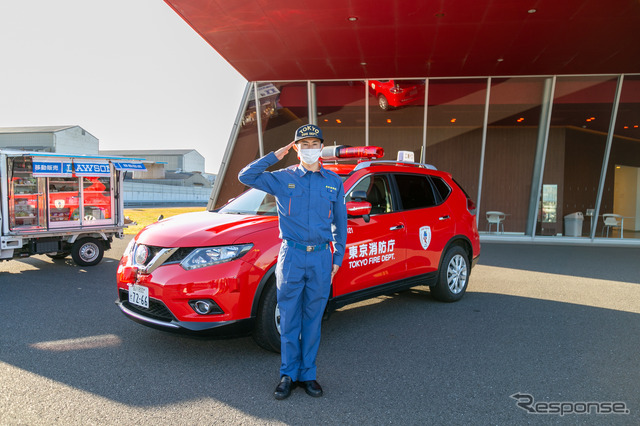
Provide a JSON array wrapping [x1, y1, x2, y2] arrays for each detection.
[[116, 146, 480, 352]]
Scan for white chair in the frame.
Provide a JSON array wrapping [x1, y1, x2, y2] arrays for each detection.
[[486, 211, 506, 234], [602, 214, 622, 238]]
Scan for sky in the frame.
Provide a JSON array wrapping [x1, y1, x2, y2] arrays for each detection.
[[0, 0, 248, 174]]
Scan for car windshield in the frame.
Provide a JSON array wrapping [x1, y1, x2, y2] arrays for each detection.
[[218, 189, 278, 216]]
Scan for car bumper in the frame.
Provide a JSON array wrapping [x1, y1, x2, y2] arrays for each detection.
[[116, 298, 254, 337]]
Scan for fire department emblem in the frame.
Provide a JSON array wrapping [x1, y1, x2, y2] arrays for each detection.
[[54, 199, 65, 209], [419, 226, 431, 250]]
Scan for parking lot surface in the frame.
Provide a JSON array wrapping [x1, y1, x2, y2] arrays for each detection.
[[1, 237, 639, 425]]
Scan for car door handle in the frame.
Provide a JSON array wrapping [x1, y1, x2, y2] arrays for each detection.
[[439, 215, 450, 221], [390, 224, 405, 231]]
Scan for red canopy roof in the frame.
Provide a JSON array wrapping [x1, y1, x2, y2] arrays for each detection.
[[165, 0, 640, 81]]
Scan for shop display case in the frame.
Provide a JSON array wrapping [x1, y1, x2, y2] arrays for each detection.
[[10, 172, 45, 230]]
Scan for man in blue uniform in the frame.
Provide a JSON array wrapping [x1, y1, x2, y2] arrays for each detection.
[[238, 124, 347, 400]]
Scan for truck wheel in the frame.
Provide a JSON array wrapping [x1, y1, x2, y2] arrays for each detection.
[[46, 252, 70, 260], [430, 245, 469, 302], [71, 237, 104, 266], [252, 278, 281, 353]]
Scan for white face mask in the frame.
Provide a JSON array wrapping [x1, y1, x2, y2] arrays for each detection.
[[299, 148, 322, 164]]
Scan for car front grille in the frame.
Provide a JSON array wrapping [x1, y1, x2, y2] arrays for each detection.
[[119, 289, 176, 322]]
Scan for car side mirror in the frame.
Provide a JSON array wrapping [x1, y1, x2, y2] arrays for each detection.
[[347, 190, 371, 222], [346, 201, 372, 223], [347, 200, 372, 216]]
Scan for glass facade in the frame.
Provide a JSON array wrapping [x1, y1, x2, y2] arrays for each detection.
[[214, 74, 640, 243]]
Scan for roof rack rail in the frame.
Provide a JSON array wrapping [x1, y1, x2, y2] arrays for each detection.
[[352, 160, 437, 172]]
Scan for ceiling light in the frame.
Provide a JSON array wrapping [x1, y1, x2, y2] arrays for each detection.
[[336, 119, 342, 124], [497, 58, 504, 62], [360, 62, 367, 66], [387, 119, 392, 124], [347, 16, 358, 22], [528, 9, 537, 13], [450, 118, 456, 123]]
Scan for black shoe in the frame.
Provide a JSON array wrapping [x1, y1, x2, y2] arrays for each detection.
[[300, 380, 323, 397], [274, 376, 296, 400]]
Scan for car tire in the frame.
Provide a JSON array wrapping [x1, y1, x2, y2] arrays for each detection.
[[253, 278, 281, 353], [430, 245, 469, 302], [71, 237, 104, 267], [378, 94, 390, 110], [46, 252, 70, 260]]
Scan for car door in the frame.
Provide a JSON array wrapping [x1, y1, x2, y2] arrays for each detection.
[[333, 173, 407, 297], [392, 173, 455, 277]]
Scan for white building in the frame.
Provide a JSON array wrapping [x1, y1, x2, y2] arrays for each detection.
[[100, 149, 205, 173], [0, 126, 99, 154]]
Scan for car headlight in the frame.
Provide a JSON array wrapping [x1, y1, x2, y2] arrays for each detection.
[[134, 244, 150, 265], [180, 244, 253, 270]]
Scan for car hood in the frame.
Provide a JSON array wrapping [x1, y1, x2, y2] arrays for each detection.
[[134, 211, 278, 247]]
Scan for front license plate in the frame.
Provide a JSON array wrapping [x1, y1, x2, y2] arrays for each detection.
[[129, 284, 149, 309]]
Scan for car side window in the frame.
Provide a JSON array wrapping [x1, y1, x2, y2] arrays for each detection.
[[348, 174, 394, 214], [394, 174, 437, 210]]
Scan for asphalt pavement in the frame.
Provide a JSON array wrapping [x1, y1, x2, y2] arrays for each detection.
[[1, 237, 639, 425]]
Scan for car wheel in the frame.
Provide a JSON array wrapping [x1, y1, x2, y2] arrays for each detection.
[[253, 278, 281, 353], [71, 237, 104, 267], [430, 245, 469, 302], [46, 252, 70, 260], [378, 94, 389, 110]]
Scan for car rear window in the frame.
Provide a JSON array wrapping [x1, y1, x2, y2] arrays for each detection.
[[430, 176, 451, 202]]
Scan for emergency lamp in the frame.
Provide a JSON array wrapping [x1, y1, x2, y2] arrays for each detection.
[[321, 145, 384, 161]]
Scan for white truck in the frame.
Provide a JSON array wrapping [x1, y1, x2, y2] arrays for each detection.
[[0, 150, 145, 266]]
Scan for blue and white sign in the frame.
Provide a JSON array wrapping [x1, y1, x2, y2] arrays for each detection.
[[33, 161, 73, 177], [112, 161, 147, 171], [73, 162, 111, 176]]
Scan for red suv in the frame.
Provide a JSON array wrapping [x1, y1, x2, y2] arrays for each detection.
[[116, 147, 480, 352]]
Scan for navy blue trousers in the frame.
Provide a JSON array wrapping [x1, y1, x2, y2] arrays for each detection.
[[275, 243, 332, 381]]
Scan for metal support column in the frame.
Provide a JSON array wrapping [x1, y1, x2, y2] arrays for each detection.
[[307, 81, 317, 125], [592, 74, 624, 239], [421, 79, 429, 163], [365, 80, 370, 146], [527, 76, 556, 237], [253, 82, 264, 158], [475, 78, 491, 228]]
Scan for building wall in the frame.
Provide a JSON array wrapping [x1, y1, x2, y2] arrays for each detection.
[[0, 132, 54, 151], [0, 126, 98, 154], [123, 181, 210, 205], [183, 151, 205, 173], [54, 127, 99, 154]]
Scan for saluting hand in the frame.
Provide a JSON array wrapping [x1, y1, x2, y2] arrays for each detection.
[[275, 141, 296, 161]]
